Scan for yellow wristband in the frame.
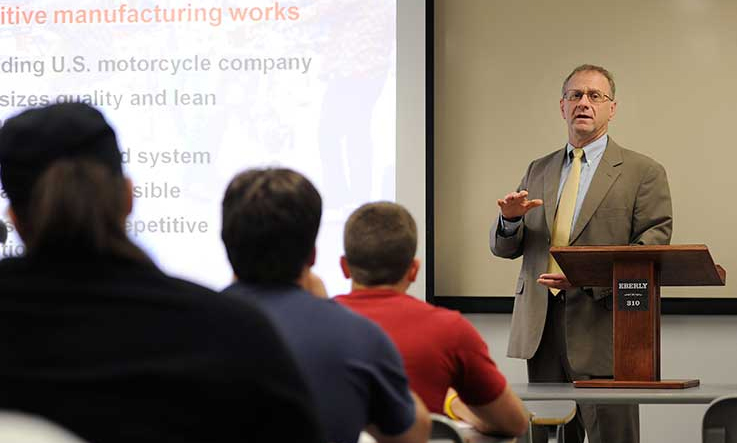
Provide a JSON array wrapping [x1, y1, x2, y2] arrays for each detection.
[[443, 392, 460, 421]]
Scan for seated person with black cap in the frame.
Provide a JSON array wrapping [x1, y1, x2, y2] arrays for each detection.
[[0, 103, 325, 443]]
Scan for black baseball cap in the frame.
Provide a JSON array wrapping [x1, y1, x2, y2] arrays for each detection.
[[0, 102, 123, 212]]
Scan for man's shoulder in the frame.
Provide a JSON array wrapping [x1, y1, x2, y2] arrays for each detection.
[[109, 265, 273, 331], [343, 289, 474, 324], [523, 145, 566, 173], [394, 298, 488, 346], [323, 297, 391, 338], [308, 296, 400, 357], [263, 289, 402, 367], [408, 298, 469, 325], [339, 290, 459, 321], [526, 139, 666, 170], [228, 284, 387, 336], [607, 140, 668, 179], [431, 307, 485, 343], [107, 260, 231, 309], [616, 143, 665, 168], [0, 255, 275, 343], [154, 272, 218, 300]]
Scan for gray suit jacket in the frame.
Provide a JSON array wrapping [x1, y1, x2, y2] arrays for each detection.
[[490, 138, 672, 376]]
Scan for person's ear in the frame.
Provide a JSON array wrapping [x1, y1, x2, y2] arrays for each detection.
[[124, 177, 134, 216], [340, 255, 352, 279], [608, 100, 618, 121], [407, 258, 421, 282], [560, 98, 566, 120]]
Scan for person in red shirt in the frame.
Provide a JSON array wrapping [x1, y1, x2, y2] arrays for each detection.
[[335, 201, 528, 437]]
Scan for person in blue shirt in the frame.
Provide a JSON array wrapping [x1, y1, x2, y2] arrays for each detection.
[[220, 167, 431, 443]]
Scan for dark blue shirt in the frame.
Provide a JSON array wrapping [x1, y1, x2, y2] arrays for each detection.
[[223, 282, 415, 443]]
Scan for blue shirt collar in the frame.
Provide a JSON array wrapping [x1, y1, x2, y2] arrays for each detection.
[[566, 134, 608, 165]]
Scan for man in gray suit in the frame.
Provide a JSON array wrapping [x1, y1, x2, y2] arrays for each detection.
[[490, 64, 672, 443]]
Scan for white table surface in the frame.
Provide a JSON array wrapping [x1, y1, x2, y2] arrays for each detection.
[[511, 383, 737, 404]]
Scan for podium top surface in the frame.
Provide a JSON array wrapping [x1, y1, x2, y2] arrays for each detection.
[[550, 244, 726, 287]]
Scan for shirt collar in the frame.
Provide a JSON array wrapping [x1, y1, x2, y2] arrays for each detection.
[[224, 281, 303, 296], [566, 134, 607, 165]]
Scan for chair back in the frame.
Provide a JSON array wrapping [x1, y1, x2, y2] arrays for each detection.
[[0, 411, 88, 443], [429, 413, 465, 443], [703, 394, 737, 443]]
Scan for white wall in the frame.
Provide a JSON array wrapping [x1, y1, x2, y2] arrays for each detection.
[[396, 0, 426, 299], [466, 314, 737, 443], [423, 1, 737, 440]]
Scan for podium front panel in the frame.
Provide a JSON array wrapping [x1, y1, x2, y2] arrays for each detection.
[[613, 261, 660, 381]]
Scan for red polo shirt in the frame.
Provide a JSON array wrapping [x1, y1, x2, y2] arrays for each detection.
[[336, 289, 506, 413]]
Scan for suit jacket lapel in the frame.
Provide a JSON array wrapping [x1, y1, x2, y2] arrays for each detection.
[[569, 138, 624, 244], [543, 147, 567, 237]]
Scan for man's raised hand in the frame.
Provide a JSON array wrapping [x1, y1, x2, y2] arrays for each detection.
[[497, 190, 543, 219]]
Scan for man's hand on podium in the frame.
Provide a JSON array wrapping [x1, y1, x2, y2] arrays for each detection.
[[537, 273, 572, 291]]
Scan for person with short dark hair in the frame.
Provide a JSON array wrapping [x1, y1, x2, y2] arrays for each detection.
[[221, 168, 323, 287], [221, 168, 431, 443], [336, 202, 529, 437], [0, 103, 325, 443]]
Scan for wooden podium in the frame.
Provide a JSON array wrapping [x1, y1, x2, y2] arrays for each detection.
[[550, 244, 726, 389]]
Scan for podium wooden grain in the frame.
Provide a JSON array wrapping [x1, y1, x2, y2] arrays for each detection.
[[550, 245, 725, 389]]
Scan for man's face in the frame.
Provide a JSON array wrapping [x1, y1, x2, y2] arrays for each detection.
[[559, 70, 617, 147]]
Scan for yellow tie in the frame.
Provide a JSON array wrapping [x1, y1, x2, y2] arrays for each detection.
[[548, 148, 584, 295]]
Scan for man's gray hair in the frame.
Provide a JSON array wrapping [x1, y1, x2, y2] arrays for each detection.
[[562, 64, 616, 98]]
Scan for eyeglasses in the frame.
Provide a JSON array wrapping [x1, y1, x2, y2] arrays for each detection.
[[562, 89, 613, 103]]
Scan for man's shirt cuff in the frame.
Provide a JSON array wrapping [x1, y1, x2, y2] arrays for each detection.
[[499, 214, 522, 237]]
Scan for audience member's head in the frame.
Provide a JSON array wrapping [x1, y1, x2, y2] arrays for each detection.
[[0, 103, 142, 261], [342, 201, 419, 288], [221, 168, 321, 285]]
